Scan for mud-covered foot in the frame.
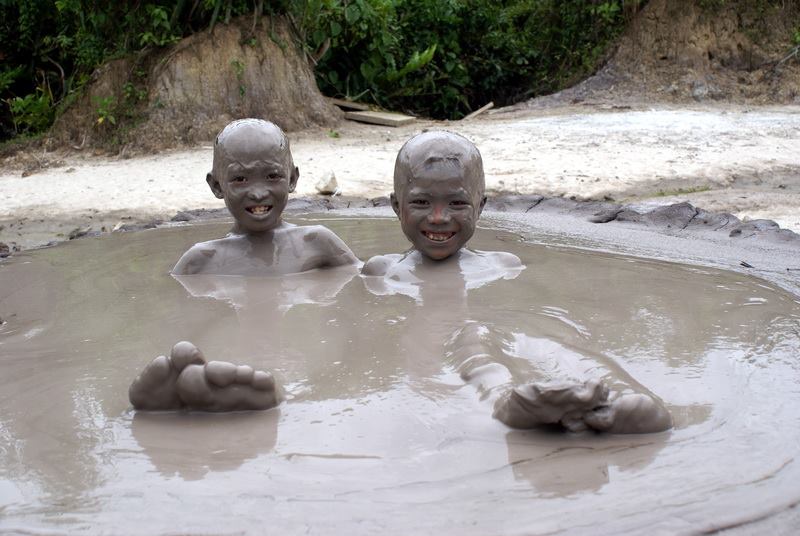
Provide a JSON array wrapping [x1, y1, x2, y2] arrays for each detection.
[[176, 361, 282, 412], [583, 393, 672, 434], [493, 378, 609, 430], [129, 341, 206, 410]]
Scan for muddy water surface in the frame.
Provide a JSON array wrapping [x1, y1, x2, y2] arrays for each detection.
[[1, 216, 799, 534]]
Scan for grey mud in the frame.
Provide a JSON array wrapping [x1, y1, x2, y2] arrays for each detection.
[[1, 217, 800, 534]]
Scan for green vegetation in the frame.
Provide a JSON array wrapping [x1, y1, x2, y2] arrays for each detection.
[[291, 0, 641, 119], [230, 58, 246, 97], [0, 0, 256, 140], [7, 89, 54, 134], [93, 95, 116, 126], [0, 0, 639, 141], [4, 0, 798, 144]]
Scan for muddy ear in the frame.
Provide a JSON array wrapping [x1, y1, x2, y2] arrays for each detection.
[[288, 165, 299, 193], [206, 173, 224, 199], [478, 195, 487, 215], [390, 192, 401, 218]]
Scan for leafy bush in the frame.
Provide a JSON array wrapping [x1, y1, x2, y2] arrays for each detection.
[[7, 89, 55, 133], [25, 0, 791, 139], [0, 0, 256, 138], [288, 0, 637, 118]]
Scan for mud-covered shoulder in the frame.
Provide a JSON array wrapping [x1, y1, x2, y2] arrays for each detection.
[[296, 224, 360, 268], [171, 240, 219, 275], [485, 250, 524, 269], [361, 254, 403, 276], [466, 249, 524, 271]]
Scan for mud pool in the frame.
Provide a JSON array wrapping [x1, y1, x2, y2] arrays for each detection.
[[1, 215, 800, 534]]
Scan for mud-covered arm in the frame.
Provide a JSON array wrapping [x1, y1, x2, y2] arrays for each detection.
[[451, 323, 672, 434], [171, 245, 216, 275]]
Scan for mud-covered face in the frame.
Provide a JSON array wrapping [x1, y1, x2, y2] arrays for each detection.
[[392, 165, 485, 260], [208, 144, 299, 233]]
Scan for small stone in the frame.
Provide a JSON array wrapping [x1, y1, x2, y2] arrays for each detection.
[[315, 171, 340, 196], [68, 226, 92, 240], [171, 211, 196, 222]]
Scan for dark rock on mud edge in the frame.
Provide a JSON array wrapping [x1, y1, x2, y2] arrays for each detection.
[[1, 196, 797, 262], [486, 196, 799, 245]]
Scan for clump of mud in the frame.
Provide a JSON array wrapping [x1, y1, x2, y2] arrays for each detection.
[[48, 16, 340, 153], [515, 0, 800, 108]]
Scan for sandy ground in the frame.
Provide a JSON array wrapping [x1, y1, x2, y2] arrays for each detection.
[[1, 102, 799, 250]]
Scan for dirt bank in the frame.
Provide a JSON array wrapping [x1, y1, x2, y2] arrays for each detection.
[[47, 16, 340, 153]]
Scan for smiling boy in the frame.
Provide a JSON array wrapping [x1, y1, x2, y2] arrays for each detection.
[[362, 131, 672, 434], [362, 130, 523, 278], [130, 119, 359, 412], [172, 118, 359, 276]]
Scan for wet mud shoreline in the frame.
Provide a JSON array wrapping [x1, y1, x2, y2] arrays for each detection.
[[6, 193, 795, 294]]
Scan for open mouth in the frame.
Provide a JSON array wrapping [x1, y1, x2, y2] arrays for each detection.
[[246, 205, 272, 216], [422, 231, 456, 242]]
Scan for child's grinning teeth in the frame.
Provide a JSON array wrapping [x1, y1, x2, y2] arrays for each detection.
[[424, 231, 455, 242], [248, 205, 271, 215]]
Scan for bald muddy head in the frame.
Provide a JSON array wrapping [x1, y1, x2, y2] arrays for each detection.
[[391, 131, 487, 260], [207, 119, 300, 233]]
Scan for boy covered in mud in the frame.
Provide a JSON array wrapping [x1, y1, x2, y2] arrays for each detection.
[[363, 131, 672, 434], [172, 118, 358, 276], [362, 131, 521, 279], [130, 118, 359, 411]]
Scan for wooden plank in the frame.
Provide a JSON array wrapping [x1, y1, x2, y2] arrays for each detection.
[[462, 101, 494, 121], [344, 110, 415, 127], [328, 98, 370, 111]]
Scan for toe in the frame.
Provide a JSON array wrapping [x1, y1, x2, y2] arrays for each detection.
[[170, 341, 206, 371], [129, 355, 182, 410], [205, 361, 238, 387], [235, 365, 255, 384], [139, 355, 172, 383], [252, 371, 275, 391]]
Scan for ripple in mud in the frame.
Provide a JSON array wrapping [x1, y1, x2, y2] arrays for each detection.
[[0, 216, 799, 534]]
